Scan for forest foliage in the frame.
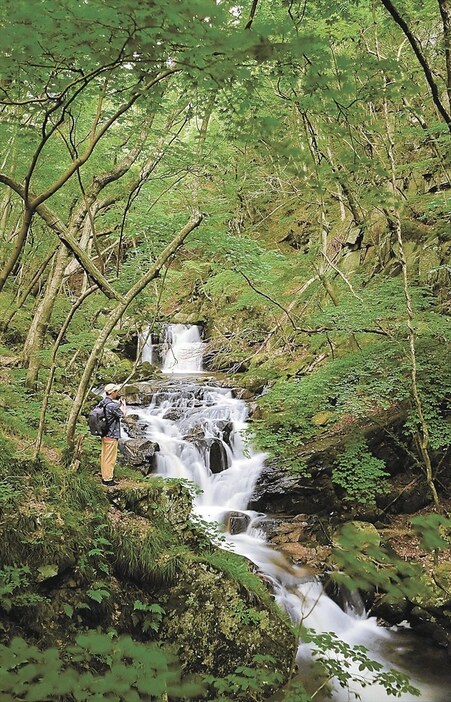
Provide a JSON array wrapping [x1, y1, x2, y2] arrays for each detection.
[[0, 0, 450, 700]]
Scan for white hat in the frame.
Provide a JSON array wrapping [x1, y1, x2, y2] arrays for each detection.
[[104, 383, 121, 395]]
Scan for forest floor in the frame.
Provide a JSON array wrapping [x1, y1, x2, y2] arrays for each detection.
[[379, 497, 451, 573], [270, 490, 451, 577]]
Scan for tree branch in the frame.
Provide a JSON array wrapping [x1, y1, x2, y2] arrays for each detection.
[[244, 0, 260, 30], [379, 0, 451, 128], [30, 68, 180, 210], [0, 173, 124, 301]]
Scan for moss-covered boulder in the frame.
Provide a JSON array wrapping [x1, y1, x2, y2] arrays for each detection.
[[160, 552, 295, 682], [406, 563, 451, 650], [109, 478, 193, 529]]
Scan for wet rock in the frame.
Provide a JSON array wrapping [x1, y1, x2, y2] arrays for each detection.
[[162, 409, 182, 421], [324, 580, 368, 617], [233, 388, 255, 401], [249, 460, 339, 515], [122, 383, 155, 405], [209, 439, 229, 474], [216, 420, 233, 446], [183, 424, 205, 442], [371, 594, 412, 624], [184, 433, 230, 474], [409, 606, 451, 648], [116, 331, 138, 360], [223, 511, 251, 535], [148, 343, 165, 367], [247, 402, 263, 420], [250, 516, 287, 539], [122, 414, 151, 439], [133, 361, 161, 381], [118, 438, 160, 475], [277, 543, 330, 569]]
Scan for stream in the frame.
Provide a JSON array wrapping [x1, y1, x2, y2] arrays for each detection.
[[131, 323, 451, 702]]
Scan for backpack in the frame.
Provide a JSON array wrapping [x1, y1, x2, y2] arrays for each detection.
[[88, 402, 111, 437]]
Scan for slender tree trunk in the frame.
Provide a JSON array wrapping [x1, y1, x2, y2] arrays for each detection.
[[66, 212, 203, 452], [0, 131, 18, 240], [35, 284, 98, 458], [379, 0, 451, 127], [0, 175, 124, 302], [0, 190, 13, 239], [0, 69, 178, 293], [1, 246, 57, 331], [374, 16, 441, 511], [23, 244, 70, 388], [0, 207, 33, 292], [438, 0, 451, 109]]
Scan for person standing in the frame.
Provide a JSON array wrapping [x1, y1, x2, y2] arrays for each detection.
[[99, 383, 126, 486]]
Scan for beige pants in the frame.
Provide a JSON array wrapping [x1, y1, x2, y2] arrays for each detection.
[[100, 438, 118, 481]]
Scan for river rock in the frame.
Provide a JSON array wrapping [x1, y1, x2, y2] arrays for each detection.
[[370, 594, 412, 624], [409, 606, 451, 648], [209, 439, 229, 474], [133, 361, 161, 381], [122, 414, 151, 439], [248, 460, 338, 515], [118, 438, 160, 475], [223, 511, 251, 535]]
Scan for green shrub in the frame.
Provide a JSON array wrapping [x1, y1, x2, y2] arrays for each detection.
[[332, 439, 389, 505]]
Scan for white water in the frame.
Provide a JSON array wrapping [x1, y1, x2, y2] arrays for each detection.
[[132, 325, 450, 702], [138, 326, 154, 364], [163, 323, 204, 374]]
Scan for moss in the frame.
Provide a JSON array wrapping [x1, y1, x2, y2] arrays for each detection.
[[160, 559, 295, 681], [0, 437, 295, 697], [113, 478, 194, 529], [0, 438, 108, 572]]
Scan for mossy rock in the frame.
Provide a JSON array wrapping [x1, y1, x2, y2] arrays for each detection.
[[333, 520, 381, 548], [133, 361, 161, 381], [110, 478, 193, 530], [414, 562, 451, 611], [0, 456, 107, 572], [97, 356, 135, 384], [311, 410, 336, 427], [160, 558, 295, 683]]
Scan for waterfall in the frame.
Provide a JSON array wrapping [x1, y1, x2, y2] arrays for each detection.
[[162, 324, 204, 374], [133, 325, 450, 702]]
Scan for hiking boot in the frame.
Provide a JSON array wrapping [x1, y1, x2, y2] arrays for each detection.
[[102, 479, 118, 487]]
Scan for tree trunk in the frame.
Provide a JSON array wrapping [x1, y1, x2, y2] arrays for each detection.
[[438, 0, 451, 109], [23, 244, 70, 388], [379, 0, 451, 128], [0, 190, 13, 240], [35, 284, 98, 458], [1, 246, 57, 332], [375, 18, 442, 512], [0, 207, 33, 292]]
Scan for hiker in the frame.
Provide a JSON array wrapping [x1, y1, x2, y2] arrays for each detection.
[[99, 383, 127, 486]]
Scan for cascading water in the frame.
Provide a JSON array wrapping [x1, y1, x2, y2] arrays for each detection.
[[138, 326, 154, 365], [131, 324, 450, 702]]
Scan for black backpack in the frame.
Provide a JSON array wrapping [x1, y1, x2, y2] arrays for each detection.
[[88, 401, 111, 437]]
